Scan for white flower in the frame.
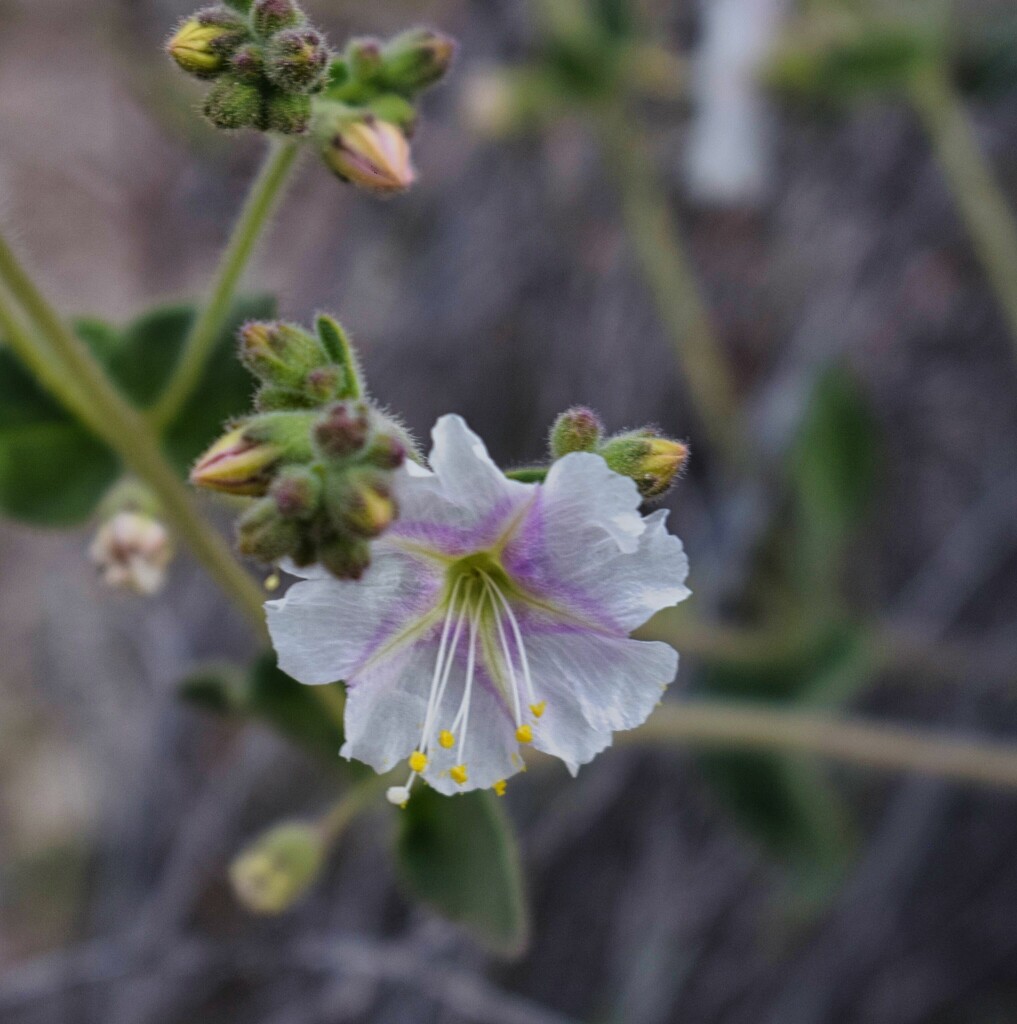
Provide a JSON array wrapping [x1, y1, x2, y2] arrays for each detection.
[[89, 511, 173, 596], [267, 415, 690, 800]]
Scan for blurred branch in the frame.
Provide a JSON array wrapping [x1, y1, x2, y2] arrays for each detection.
[[0, 230, 268, 631], [628, 700, 1017, 791], [909, 63, 1017, 360], [595, 104, 745, 466], [150, 139, 302, 428]]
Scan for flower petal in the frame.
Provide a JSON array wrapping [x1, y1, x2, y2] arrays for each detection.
[[388, 415, 535, 558], [266, 547, 443, 684], [522, 624, 678, 771], [504, 459, 690, 632]]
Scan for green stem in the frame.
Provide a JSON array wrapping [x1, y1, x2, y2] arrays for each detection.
[[0, 239, 268, 632], [909, 64, 1017, 360], [595, 104, 743, 466], [626, 700, 1017, 792], [320, 773, 391, 842], [150, 139, 302, 427]]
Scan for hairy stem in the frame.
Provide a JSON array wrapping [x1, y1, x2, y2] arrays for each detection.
[[596, 104, 743, 466], [151, 139, 302, 427], [909, 64, 1017, 360], [0, 237, 268, 631], [629, 700, 1017, 791]]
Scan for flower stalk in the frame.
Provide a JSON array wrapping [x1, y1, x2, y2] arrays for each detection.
[[150, 137, 302, 428]]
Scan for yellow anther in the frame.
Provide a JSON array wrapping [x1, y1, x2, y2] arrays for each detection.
[[264, 572, 281, 592], [450, 764, 468, 785], [529, 701, 546, 719], [493, 779, 507, 797], [408, 750, 428, 773], [438, 730, 455, 749], [515, 724, 533, 744]]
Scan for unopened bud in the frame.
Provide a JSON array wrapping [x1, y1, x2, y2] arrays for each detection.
[[549, 406, 604, 457], [345, 37, 384, 83], [229, 43, 265, 82], [333, 474, 396, 538], [239, 320, 327, 387], [270, 465, 321, 519], [203, 75, 264, 130], [600, 433, 689, 499], [251, 0, 303, 38], [318, 535, 371, 580], [381, 28, 457, 93], [265, 28, 329, 93], [320, 114, 415, 195], [89, 512, 174, 596], [302, 365, 344, 404], [237, 497, 301, 561], [313, 401, 371, 460], [364, 434, 406, 470], [191, 425, 283, 495], [167, 8, 248, 78], [229, 822, 324, 915]]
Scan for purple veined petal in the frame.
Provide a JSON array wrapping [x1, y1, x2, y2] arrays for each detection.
[[266, 546, 445, 685]]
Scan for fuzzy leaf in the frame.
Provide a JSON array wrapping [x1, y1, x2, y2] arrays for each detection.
[[396, 788, 529, 956]]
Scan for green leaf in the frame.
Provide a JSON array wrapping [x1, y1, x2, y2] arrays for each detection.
[[0, 321, 121, 526], [246, 653, 346, 762], [791, 368, 878, 578], [396, 788, 529, 956]]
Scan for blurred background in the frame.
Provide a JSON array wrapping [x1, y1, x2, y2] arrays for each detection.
[[3, 0, 1017, 1021]]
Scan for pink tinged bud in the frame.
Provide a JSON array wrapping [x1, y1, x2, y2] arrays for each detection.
[[89, 512, 174, 596], [364, 434, 406, 470], [265, 28, 329, 93], [313, 402, 371, 460], [251, 0, 303, 37], [270, 466, 321, 519], [323, 117, 416, 196], [190, 426, 283, 496], [549, 406, 604, 457]]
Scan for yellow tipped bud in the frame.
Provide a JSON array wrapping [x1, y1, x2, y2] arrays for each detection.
[[438, 730, 455, 749], [529, 701, 546, 719], [322, 116, 416, 196], [493, 779, 507, 797], [408, 750, 428, 773], [515, 724, 533, 744], [190, 426, 283, 496], [167, 13, 246, 78], [640, 438, 690, 498], [450, 764, 468, 785], [228, 822, 324, 916]]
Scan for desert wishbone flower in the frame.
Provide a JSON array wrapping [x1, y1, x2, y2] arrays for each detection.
[[266, 414, 690, 803]]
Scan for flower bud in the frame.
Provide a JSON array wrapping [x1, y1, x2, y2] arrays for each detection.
[[270, 465, 321, 519], [229, 822, 324, 915], [203, 74, 264, 130], [318, 536, 371, 580], [265, 91, 312, 134], [345, 37, 384, 84], [381, 28, 457, 93], [600, 432, 690, 499], [364, 434, 406, 470], [239, 320, 327, 387], [251, 0, 304, 38], [313, 401, 371, 460], [191, 425, 283, 495], [319, 112, 415, 195], [223, 0, 252, 11], [167, 8, 248, 78], [237, 497, 302, 561], [549, 406, 604, 457], [329, 472, 396, 538], [229, 43, 266, 82], [265, 28, 329, 93], [89, 512, 174, 596], [301, 365, 345, 404]]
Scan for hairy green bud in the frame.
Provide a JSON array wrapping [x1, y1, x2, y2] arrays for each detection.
[[313, 401, 371, 460], [251, 0, 304, 38], [318, 535, 371, 580], [203, 74, 264, 130], [229, 822, 325, 915], [167, 8, 249, 78], [326, 469, 396, 538], [229, 43, 266, 82], [239, 320, 328, 387], [345, 36, 384, 84], [270, 465, 321, 520], [265, 28, 329, 93], [381, 27, 457, 94], [599, 432, 689, 499], [237, 497, 302, 561], [549, 406, 604, 457]]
